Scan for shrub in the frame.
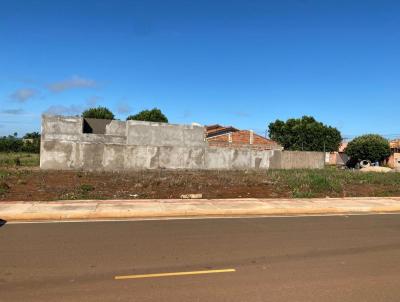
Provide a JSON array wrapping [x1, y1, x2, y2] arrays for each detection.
[[0, 135, 23, 152], [127, 108, 168, 123], [14, 157, 21, 166], [0, 181, 10, 195], [82, 107, 115, 120], [79, 184, 94, 192], [23, 132, 40, 139], [345, 134, 391, 163]]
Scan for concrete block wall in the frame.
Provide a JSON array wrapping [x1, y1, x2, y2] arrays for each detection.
[[269, 151, 325, 169], [106, 120, 126, 136], [40, 115, 324, 171], [126, 120, 205, 147]]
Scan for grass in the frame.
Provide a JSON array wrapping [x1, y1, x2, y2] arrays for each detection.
[[267, 168, 400, 198], [267, 169, 344, 198], [0, 152, 40, 167], [79, 184, 94, 192]]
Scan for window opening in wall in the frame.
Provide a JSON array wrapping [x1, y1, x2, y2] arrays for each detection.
[[82, 118, 112, 134]]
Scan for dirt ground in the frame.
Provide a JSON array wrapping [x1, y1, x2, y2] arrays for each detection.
[[1, 167, 400, 201]]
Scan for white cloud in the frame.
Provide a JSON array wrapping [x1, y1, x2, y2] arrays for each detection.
[[9, 88, 38, 102], [44, 105, 82, 116], [1, 109, 24, 115], [47, 75, 97, 93]]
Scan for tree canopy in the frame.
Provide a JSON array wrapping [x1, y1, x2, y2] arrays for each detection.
[[268, 116, 342, 152], [82, 107, 115, 120], [345, 134, 391, 163], [23, 132, 40, 139], [126, 108, 168, 123], [0, 132, 40, 153]]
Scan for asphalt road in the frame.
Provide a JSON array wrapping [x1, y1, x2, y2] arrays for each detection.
[[1, 215, 400, 301]]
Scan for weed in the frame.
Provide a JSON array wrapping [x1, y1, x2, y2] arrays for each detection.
[[0, 182, 10, 195], [79, 184, 94, 192], [17, 179, 27, 185], [14, 157, 21, 166], [0, 170, 9, 179], [292, 190, 316, 198]]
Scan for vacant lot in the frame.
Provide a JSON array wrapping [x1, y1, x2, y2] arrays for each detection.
[[1, 164, 400, 201]]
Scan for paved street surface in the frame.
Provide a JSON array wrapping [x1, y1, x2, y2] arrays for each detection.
[[1, 214, 400, 301]]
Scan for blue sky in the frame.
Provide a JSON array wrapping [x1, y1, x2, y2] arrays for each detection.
[[1, 0, 400, 138]]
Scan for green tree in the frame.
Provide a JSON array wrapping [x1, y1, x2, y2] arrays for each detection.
[[268, 116, 342, 152], [23, 132, 40, 139], [0, 132, 41, 153], [126, 108, 168, 123], [82, 106, 115, 120], [0, 135, 23, 152], [345, 134, 390, 162], [22, 132, 41, 153]]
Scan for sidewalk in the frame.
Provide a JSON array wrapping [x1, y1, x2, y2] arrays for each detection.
[[1, 197, 400, 222]]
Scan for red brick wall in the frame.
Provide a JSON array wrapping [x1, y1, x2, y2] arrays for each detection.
[[207, 135, 229, 143], [206, 130, 281, 150]]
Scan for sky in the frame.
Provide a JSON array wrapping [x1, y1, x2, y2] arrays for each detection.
[[1, 0, 400, 138]]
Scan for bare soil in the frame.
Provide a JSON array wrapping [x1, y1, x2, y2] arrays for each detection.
[[1, 167, 400, 201]]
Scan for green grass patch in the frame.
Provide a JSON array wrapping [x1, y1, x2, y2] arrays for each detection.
[[79, 184, 94, 192], [266, 168, 400, 198], [0, 170, 9, 179], [0, 152, 40, 167], [0, 181, 10, 195]]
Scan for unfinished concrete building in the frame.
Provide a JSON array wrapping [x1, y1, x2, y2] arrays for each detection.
[[40, 115, 325, 171]]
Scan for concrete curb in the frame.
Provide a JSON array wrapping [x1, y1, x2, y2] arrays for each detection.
[[1, 197, 400, 222]]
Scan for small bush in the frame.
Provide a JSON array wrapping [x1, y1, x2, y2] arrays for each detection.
[[0, 182, 10, 195], [79, 184, 94, 192], [0, 170, 9, 179], [14, 157, 21, 166]]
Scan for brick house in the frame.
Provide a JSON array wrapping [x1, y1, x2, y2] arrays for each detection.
[[205, 124, 282, 150], [387, 140, 400, 169], [326, 142, 349, 166]]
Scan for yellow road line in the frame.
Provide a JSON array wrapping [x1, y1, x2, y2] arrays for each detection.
[[114, 268, 236, 280]]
